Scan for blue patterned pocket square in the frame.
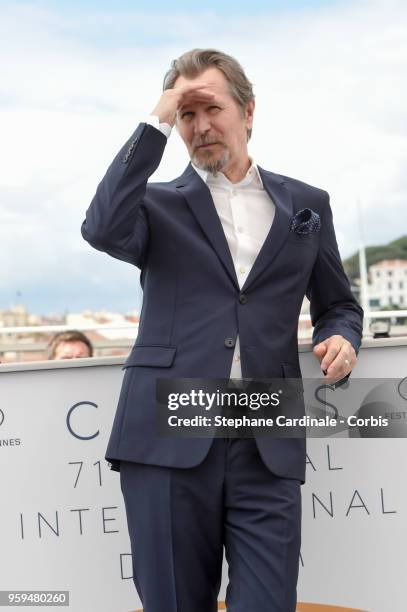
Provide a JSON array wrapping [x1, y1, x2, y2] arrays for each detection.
[[290, 208, 321, 234]]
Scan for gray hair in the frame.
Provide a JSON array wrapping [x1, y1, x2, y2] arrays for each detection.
[[163, 48, 255, 141]]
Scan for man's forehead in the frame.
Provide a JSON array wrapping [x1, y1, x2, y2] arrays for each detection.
[[174, 67, 229, 91], [58, 340, 88, 352]]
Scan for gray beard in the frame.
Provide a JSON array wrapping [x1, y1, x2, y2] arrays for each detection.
[[191, 148, 230, 177]]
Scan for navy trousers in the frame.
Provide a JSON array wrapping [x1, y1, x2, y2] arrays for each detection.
[[120, 438, 301, 612]]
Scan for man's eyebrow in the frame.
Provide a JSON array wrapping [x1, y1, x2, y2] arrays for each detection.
[[178, 106, 193, 114]]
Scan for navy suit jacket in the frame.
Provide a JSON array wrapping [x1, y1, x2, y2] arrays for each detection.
[[81, 122, 363, 482]]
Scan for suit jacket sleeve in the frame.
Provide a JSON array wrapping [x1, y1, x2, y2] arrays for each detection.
[[81, 122, 167, 268], [306, 191, 364, 357]]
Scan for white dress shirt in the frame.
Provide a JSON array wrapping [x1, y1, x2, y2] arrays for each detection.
[[146, 116, 276, 377]]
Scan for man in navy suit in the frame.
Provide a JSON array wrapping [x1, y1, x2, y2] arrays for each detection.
[[81, 49, 363, 612]]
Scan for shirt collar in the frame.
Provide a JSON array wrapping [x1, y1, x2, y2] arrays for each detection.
[[192, 157, 263, 190]]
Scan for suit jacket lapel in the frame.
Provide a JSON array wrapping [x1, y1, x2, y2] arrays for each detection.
[[175, 163, 294, 293], [176, 163, 239, 289], [240, 167, 294, 293]]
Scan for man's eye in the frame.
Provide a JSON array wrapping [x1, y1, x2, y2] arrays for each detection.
[[208, 105, 221, 112], [181, 111, 193, 119]]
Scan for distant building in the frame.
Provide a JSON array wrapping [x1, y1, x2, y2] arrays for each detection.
[[66, 310, 139, 340], [0, 304, 29, 328], [368, 259, 407, 308]]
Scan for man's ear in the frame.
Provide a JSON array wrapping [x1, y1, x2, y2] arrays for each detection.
[[245, 98, 255, 130]]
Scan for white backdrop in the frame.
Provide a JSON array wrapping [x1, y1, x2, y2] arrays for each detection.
[[1, 341, 406, 612]]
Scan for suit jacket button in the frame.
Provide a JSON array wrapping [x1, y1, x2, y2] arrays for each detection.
[[239, 294, 248, 304], [224, 338, 235, 348]]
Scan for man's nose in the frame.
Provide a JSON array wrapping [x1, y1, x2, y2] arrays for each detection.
[[194, 112, 211, 135]]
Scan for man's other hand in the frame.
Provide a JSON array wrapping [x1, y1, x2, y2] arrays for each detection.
[[313, 334, 357, 383]]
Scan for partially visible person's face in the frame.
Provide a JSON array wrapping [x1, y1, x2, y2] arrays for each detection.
[[53, 341, 91, 360], [174, 67, 254, 175]]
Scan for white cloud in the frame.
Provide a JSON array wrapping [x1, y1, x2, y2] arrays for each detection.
[[1, 0, 406, 311]]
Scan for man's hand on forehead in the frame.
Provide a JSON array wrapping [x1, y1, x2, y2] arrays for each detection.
[[177, 81, 223, 108], [151, 81, 217, 126]]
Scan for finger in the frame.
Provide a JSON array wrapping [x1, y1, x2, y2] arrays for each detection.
[[313, 342, 327, 360], [180, 92, 215, 104], [180, 82, 225, 103], [325, 343, 354, 381], [320, 341, 342, 372], [178, 90, 216, 109]]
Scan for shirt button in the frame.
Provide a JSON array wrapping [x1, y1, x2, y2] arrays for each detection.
[[224, 338, 235, 348], [231, 189, 237, 197], [234, 355, 241, 362], [239, 294, 248, 305], [239, 266, 246, 274], [237, 226, 244, 233]]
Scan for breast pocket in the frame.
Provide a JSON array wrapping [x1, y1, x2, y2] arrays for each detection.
[[286, 233, 319, 249]]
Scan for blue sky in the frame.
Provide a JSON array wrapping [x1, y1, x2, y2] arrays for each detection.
[[4, 0, 353, 52], [12, 0, 346, 15], [1, 0, 406, 314]]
